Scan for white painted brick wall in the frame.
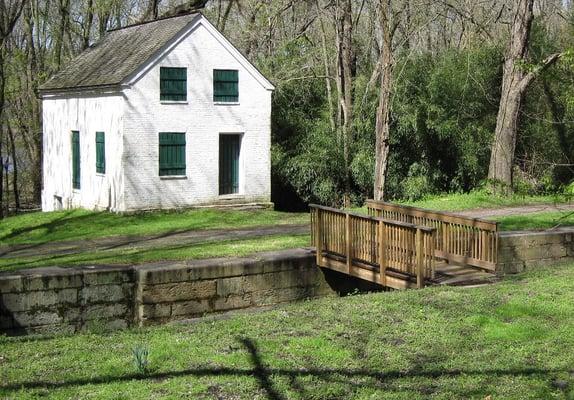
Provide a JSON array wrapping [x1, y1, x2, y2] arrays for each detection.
[[42, 19, 272, 213], [41, 93, 125, 212], [122, 22, 272, 210]]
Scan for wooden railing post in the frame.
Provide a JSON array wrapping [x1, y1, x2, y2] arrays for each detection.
[[416, 228, 424, 288], [346, 213, 352, 274], [315, 208, 322, 266], [378, 220, 387, 287]]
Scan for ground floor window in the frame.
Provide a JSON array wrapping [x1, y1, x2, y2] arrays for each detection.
[[72, 131, 80, 189], [96, 132, 105, 174], [219, 134, 241, 195], [159, 132, 186, 176]]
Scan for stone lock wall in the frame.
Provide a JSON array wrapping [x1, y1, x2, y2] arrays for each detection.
[[497, 228, 574, 274], [0, 249, 335, 335], [0, 266, 135, 335]]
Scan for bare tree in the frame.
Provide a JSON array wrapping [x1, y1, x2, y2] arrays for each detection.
[[333, 0, 354, 205], [487, 0, 563, 192], [0, 0, 26, 218]]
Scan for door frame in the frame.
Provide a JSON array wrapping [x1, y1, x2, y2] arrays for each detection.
[[218, 132, 243, 196]]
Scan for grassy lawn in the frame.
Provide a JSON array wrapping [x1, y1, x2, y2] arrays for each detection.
[[1, 263, 573, 399], [496, 211, 574, 231], [0, 234, 311, 272], [403, 191, 571, 212], [0, 208, 308, 246], [1, 193, 573, 273]]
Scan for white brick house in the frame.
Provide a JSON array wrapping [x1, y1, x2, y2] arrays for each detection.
[[39, 13, 274, 212]]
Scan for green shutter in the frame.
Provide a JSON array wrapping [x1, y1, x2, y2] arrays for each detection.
[[72, 131, 80, 189], [159, 132, 186, 176], [96, 132, 105, 174], [213, 70, 239, 102], [219, 134, 240, 194], [160, 67, 187, 101]]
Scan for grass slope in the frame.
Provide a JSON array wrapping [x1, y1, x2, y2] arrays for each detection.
[[0, 234, 311, 272], [495, 211, 574, 231], [0, 208, 308, 246], [1, 264, 573, 399], [403, 192, 570, 212]]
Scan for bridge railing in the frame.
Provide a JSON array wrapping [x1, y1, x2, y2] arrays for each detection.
[[366, 200, 498, 271], [310, 204, 436, 288]]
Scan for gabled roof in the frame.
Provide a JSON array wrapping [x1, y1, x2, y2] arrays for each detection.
[[39, 13, 274, 94]]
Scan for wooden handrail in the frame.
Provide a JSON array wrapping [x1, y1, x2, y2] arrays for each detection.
[[365, 200, 498, 231], [309, 204, 436, 233], [365, 199, 498, 270], [310, 204, 436, 287]]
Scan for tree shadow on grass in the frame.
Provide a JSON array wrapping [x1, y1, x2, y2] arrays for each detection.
[[0, 337, 566, 399]]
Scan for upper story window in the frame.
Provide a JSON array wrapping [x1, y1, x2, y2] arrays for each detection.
[[213, 69, 238, 103], [160, 67, 187, 102]]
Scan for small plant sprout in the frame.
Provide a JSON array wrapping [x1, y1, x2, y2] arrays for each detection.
[[132, 344, 150, 374]]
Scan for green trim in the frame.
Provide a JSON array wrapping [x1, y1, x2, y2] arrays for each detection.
[[159, 132, 186, 176], [160, 67, 187, 101], [72, 131, 80, 189], [213, 69, 238, 102], [95, 132, 105, 174], [219, 134, 240, 194]]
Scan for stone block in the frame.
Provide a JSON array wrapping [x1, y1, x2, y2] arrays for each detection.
[[251, 287, 312, 306], [216, 276, 244, 297], [12, 310, 63, 327], [312, 282, 337, 297], [213, 294, 252, 312], [498, 247, 523, 264], [24, 274, 83, 291], [1, 289, 78, 312], [103, 319, 129, 331], [83, 269, 133, 286], [23, 323, 76, 336], [547, 244, 568, 259], [142, 303, 171, 319], [0, 276, 23, 294], [142, 280, 216, 303], [85, 303, 129, 320], [501, 262, 526, 274], [63, 307, 81, 322], [144, 267, 189, 285], [80, 284, 131, 304], [171, 299, 211, 317]]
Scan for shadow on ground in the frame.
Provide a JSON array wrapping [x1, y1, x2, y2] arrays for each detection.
[[0, 337, 566, 399]]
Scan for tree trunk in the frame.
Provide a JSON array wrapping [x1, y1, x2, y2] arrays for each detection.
[[23, 1, 42, 204], [0, 126, 3, 219], [54, 0, 70, 69], [82, 0, 94, 50], [334, 0, 353, 206], [487, 0, 534, 192], [373, 0, 393, 201], [487, 0, 563, 192], [7, 124, 19, 210]]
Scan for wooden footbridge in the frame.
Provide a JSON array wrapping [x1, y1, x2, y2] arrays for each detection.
[[310, 200, 498, 289]]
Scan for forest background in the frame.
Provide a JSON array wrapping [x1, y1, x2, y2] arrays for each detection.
[[0, 0, 573, 215]]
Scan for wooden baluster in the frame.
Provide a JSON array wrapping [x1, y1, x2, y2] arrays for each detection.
[[346, 213, 352, 274], [379, 220, 387, 287], [315, 208, 322, 266], [416, 228, 424, 288]]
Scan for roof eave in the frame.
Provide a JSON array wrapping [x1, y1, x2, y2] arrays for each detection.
[[38, 83, 125, 98]]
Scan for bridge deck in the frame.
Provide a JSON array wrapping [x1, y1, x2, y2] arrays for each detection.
[[311, 202, 499, 289]]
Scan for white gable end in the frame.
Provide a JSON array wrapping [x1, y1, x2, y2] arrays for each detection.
[[120, 18, 272, 211], [125, 14, 275, 92]]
